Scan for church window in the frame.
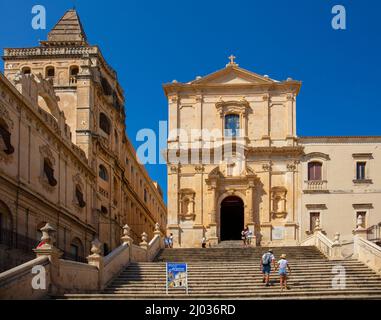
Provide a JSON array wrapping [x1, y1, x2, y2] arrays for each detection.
[[308, 162, 322, 181], [99, 112, 111, 135], [45, 66, 55, 78], [0, 120, 14, 155], [21, 67, 31, 75], [99, 164, 108, 181], [224, 114, 240, 137], [70, 66, 79, 76], [43, 158, 57, 187]]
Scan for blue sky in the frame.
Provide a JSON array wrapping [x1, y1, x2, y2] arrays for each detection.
[[1, 0, 380, 203]]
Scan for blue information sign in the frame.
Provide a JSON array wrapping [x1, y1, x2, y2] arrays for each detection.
[[166, 263, 188, 294]]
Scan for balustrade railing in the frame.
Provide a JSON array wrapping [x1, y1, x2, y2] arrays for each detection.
[[304, 180, 328, 191]]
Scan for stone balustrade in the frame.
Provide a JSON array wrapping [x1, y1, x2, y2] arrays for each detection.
[[0, 222, 164, 299], [300, 222, 342, 260]]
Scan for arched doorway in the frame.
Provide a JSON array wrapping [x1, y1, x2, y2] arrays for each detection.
[[220, 196, 244, 241]]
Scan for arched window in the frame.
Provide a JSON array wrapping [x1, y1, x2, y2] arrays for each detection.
[[21, 67, 31, 75], [44, 158, 57, 186], [75, 185, 86, 208], [99, 112, 111, 135], [99, 164, 108, 181], [224, 114, 240, 137], [45, 66, 55, 78], [0, 119, 14, 155], [308, 162, 322, 181], [69, 238, 84, 262], [70, 66, 79, 76]]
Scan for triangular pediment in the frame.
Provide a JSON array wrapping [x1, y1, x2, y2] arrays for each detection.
[[190, 66, 277, 85]]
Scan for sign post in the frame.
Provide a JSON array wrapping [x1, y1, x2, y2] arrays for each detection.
[[166, 262, 188, 295]]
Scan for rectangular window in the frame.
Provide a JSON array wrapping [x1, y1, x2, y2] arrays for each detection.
[[144, 189, 147, 202], [310, 212, 320, 231], [356, 162, 366, 180], [308, 162, 322, 181]]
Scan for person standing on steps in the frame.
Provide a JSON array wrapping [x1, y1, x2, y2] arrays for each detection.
[[247, 229, 253, 246], [201, 236, 207, 248], [164, 236, 169, 248], [260, 249, 276, 287], [276, 254, 292, 292], [168, 233, 174, 248], [242, 226, 249, 247]]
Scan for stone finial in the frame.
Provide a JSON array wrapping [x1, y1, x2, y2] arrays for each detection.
[[352, 215, 368, 239], [39, 223, 56, 248], [356, 215, 365, 230], [154, 222, 161, 238], [121, 224, 133, 245], [141, 232, 148, 244], [314, 218, 322, 233], [90, 238, 102, 257], [333, 232, 341, 245], [139, 232, 148, 250]]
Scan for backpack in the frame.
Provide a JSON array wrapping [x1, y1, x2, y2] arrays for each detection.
[[262, 252, 272, 265]]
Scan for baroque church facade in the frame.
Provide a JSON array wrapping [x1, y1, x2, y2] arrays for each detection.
[[164, 57, 381, 248], [0, 10, 166, 271]]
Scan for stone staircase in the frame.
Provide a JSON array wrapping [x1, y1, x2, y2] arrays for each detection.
[[63, 244, 381, 299]]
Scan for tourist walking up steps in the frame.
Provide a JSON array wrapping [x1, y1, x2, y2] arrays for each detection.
[[276, 254, 292, 292], [260, 249, 276, 287]]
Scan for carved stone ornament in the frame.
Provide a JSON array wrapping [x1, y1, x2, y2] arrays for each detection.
[[271, 186, 287, 219], [179, 188, 196, 221]]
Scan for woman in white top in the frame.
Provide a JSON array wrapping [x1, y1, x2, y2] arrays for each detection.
[[276, 254, 292, 291]]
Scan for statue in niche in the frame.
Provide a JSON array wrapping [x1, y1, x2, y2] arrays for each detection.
[[271, 187, 287, 219], [179, 189, 196, 221]]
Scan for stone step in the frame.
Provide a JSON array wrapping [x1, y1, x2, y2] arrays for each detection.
[[61, 246, 381, 300]]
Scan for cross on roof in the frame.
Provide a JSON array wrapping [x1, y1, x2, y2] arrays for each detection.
[[226, 54, 238, 67]]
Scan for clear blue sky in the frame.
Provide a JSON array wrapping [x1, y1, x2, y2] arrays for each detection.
[[1, 0, 380, 203]]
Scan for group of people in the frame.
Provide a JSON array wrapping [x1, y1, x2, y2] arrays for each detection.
[[164, 233, 174, 248], [260, 249, 291, 291], [241, 226, 254, 246]]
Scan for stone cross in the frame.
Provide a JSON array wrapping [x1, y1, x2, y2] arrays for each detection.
[[228, 54, 236, 65]]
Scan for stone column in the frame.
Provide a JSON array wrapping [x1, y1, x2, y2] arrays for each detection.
[[208, 183, 218, 245], [246, 181, 256, 247], [87, 238, 104, 290], [33, 223, 63, 295]]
